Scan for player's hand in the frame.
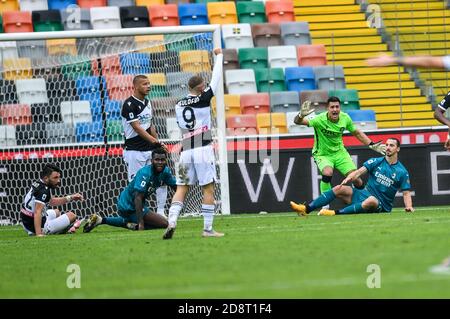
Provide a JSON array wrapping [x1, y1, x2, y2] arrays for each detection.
[[445, 138, 450, 151], [36, 234, 45, 237], [369, 141, 386, 155], [138, 223, 145, 231], [160, 142, 169, 152], [213, 48, 222, 55], [299, 100, 315, 118], [71, 193, 84, 201], [405, 207, 414, 213], [338, 176, 352, 188], [366, 54, 396, 67]]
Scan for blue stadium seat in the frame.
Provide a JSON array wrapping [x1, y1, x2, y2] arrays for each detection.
[[285, 66, 315, 92], [105, 99, 122, 121], [48, 0, 76, 10], [120, 53, 151, 74], [178, 3, 208, 26], [194, 33, 213, 51], [75, 121, 103, 143], [346, 110, 376, 122], [75, 76, 107, 116]]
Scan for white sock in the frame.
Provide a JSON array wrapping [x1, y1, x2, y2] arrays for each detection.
[[156, 186, 168, 215], [202, 204, 215, 231], [168, 201, 183, 227]]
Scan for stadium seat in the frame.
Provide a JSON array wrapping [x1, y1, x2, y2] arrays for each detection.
[[31, 103, 61, 124], [32, 10, 63, 32], [46, 122, 75, 144], [225, 69, 257, 95], [297, 44, 327, 66], [19, 0, 48, 11], [346, 110, 377, 130], [3, 11, 33, 33], [236, 1, 266, 24], [100, 37, 136, 56], [105, 74, 134, 101], [313, 65, 346, 91], [0, 15, 3, 33], [47, 39, 77, 56], [16, 123, 47, 145], [61, 8, 91, 30], [265, 0, 294, 22], [32, 58, 61, 80], [77, 0, 106, 9], [268, 45, 298, 69], [3, 58, 32, 80], [226, 114, 257, 136], [256, 112, 287, 134], [45, 74, 77, 107], [237, 47, 267, 71], [270, 91, 300, 113], [17, 40, 47, 60], [48, 0, 77, 10], [0, 79, 19, 104], [149, 51, 180, 73], [280, 22, 311, 46], [92, 55, 122, 76], [179, 50, 211, 73], [91, 6, 121, 30], [284, 66, 316, 92], [223, 94, 241, 116], [0, 104, 32, 126], [120, 53, 151, 74], [61, 100, 92, 125], [16, 78, 48, 105], [136, 0, 163, 5], [0, 125, 17, 147], [109, 0, 134, 7], [166, 71, 193, 97], [193, 33, 213, 51], [251, 23, 282, 47], [286, 111, 314, 134], [60, 56, 92, 79], [166, 117, 181, 140], [0, 0, 19, 14], [178, 3, 208, 26], [222, 24, 254, 50], [106, 120, 124, 142], [254, 68, 286, 93], [223, 49, 240, 72], [207, 1, 238, 25], [120, 6, 150, 28], [329, 89, 360, 111], [146, 73, 168, 99], [151, 96, 176, 118], [149, 4, 179, 27], [75, 76, 107, 114], [164, 33, 196, 52], [0, 42, 19, 65], [75, 121, 103, 143], [300, 90, 329, 113], [105, 99, 122, 120], [135, 35, 166, 53], [240, 93, 270, 115]]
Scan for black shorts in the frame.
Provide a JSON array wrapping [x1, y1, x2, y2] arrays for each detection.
[[21, 213, 46, 234]]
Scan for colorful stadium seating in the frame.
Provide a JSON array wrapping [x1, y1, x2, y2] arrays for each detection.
[[251, 23, 282, 47], [149, 4, 179, 27], [90, 6, 122, 30], [270, 91, 300, 113], [225, 69, 257, 95], [178, 3, 208, 26], [254, 68, 286, 93], [207, 1, 238, 25], [297, 44, 327, 66], [77, 0, 107, 9], [280, 22, 311, 46], [226, 114, 257, 136], [32, 10, 63, 32], [256, 112, 287, 134], [240, 93, 270, 115], [120, 6, 150, 28], [222, 24, 254, 50], [61, 8, 91, 30], [265, 0, 294, 23], [236, 1, 266, 24], [285, 66, 316, 92], [49, 0, 77, 10], [3, 11, 33, 33], [238, 47, 268, 71], [19, 0, 48, 11], [222, 49, 240, 72]]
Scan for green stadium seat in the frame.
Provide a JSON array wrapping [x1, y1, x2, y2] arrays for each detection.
[[328, 89, 360, 110], [32, 10, 64, 32], [0, 15, 3, 33], [238, 47, 268, 71], [236, 1, 266, 24], [254, 68, 286, 93], [106, 120, 124, 142], [61, 57, 92, 80]]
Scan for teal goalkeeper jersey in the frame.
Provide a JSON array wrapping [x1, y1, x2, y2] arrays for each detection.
[[363, 157, 411, 212], [308, 112, 356, 156], [117, 165, 176, 212]]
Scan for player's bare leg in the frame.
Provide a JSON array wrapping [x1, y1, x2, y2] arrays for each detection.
[[143, 212, 168, 229], [163, 185, 189, 239], [201, 182, 224, 238]]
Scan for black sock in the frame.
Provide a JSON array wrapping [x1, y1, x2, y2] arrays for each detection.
[[306, 204, 312, 213]]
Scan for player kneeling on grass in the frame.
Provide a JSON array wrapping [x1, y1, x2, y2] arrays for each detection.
[[83, 147, 175, 232], [21, 164, 84, 237], [291, 138, 414, 216]]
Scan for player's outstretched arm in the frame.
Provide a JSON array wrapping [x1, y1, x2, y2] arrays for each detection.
[[49, 193, 84, 206], [209, 48, 224, 95], [134, 192, 146, 230], [352, 129, 386, 155], [294, 100, 314, 126], [339, 166, 368, 187], [366, 54, 446, 69], [403, 191, 414, 213]]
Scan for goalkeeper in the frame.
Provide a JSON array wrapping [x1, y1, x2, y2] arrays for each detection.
[[292, 96, 386, 204]]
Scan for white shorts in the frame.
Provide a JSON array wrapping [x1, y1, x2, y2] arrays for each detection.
[[43, 209, 71, 235], [123, 150, 152, 182], [176, 145, 217, 186]]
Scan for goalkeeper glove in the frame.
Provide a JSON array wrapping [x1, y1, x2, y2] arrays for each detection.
[[298, 100, 315, 119], [369, 141, 386, 155]]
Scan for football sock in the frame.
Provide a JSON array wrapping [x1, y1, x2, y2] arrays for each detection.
[[202, 204, 215, 231], [168, 201, 183, 227], [308, 190, 336, 212], [337, 203, 368, 214], [320, 181, 332, 193], [103, 217, 127, 228], [156, 186, 168, 216]]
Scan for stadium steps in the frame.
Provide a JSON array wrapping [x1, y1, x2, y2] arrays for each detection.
[[294, 0, 436, 128]]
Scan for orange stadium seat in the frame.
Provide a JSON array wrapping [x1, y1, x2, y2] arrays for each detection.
[[136, 0, 163, 5], [106, 74, 134, 101], [0, 104, 32, 126], [256, 112, 287, 134], [226, 114, 257, 136], [265, 0, 295, 23], [149, 4, 179, 27], [92, 55, 122, 76], [3, 11, 33, 33], [240, 93, 270, 115], [207, 1, 238, 25], [77, 0, 106, 9], [297, 44, 327, 66], [47, 39, 77, 56]]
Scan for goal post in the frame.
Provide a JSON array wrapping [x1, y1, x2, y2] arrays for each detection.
[[0, 24, 231, 225]]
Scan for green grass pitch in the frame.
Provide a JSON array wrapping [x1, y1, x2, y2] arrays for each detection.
[[1, 207, 449, 298]]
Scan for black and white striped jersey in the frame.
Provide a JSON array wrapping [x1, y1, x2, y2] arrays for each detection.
[[121, 95, 154, 151], [21, 180, 51, 216]]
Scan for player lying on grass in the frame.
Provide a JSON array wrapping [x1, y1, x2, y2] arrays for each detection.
[[21, 164, 84, 237], [291, 138, 414, 216], [294, 97, 386, 195], [83, 148, 175, 232]]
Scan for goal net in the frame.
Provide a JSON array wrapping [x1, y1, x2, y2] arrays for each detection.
[[0, 26, 229, 225]]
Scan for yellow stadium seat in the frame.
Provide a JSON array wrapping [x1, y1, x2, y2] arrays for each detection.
[[256, 112, 287, 134], [212, 94, 241, 117], [179, 50, 211, 73], [0, 0, 19, 14], [147, 73, 166, 86], [207, 1, 238, 25], [135, 35, 166, 53], [3, 58, 32, 80], [135, 0, 164, 5], [47, 39, 77, 56]]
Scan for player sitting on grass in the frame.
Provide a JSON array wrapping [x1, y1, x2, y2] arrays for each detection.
[[83, 148, 176, 232], [21, 164, 84, 237], [291, 138, 414, 216]]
